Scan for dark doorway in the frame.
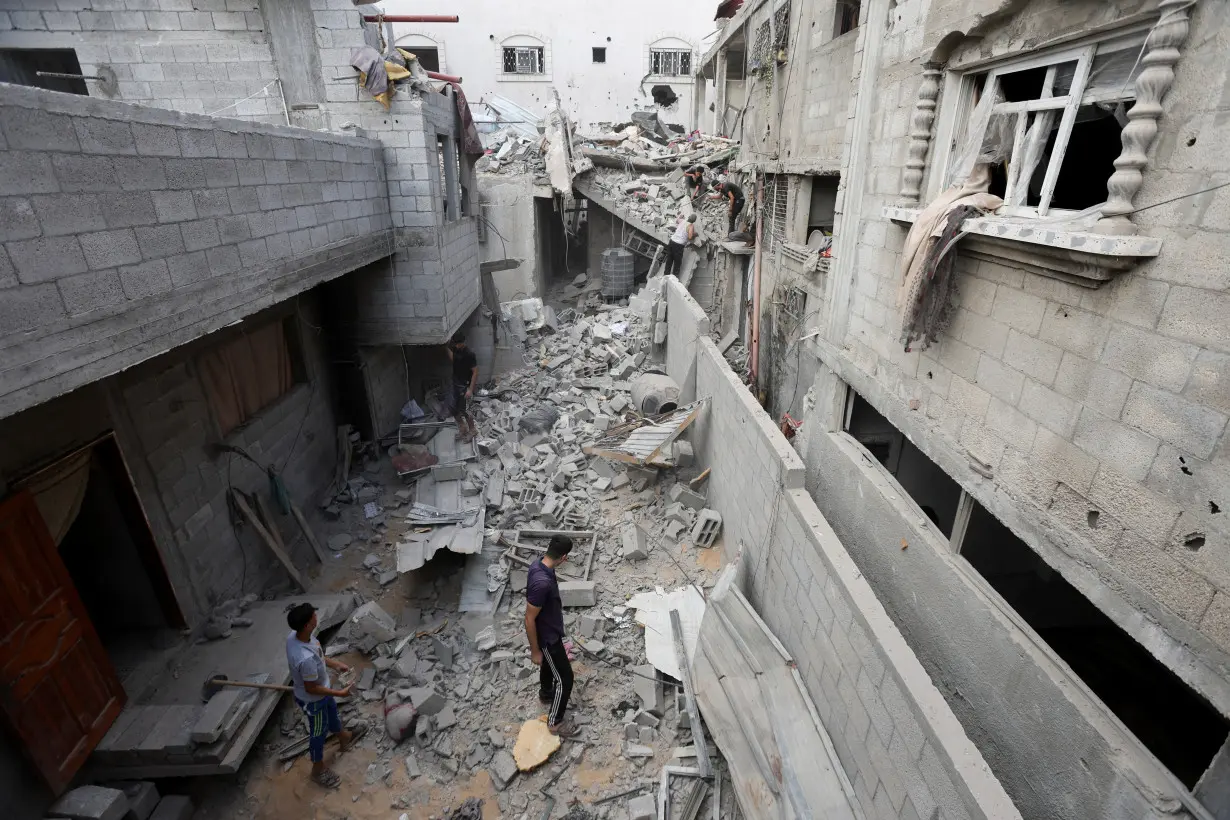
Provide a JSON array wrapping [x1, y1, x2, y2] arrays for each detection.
[[407, 47, 440, 73], [57, 438, 183, 644], [961, 501, 1230, 788], [846, 393, 962, 536], [536, 197, 574, 285], [0, 48, 88, 95], [317, 274, 377, 440]]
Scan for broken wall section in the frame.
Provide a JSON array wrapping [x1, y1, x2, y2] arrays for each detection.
[[665, 277, 1019, 820]]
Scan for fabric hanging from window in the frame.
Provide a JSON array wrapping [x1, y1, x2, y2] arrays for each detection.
[[199, 322, 294, 436], [19, 448, 93, 545]]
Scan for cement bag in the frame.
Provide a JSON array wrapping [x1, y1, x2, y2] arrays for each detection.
[[384, 698, 418, 742], [518, 404, 560, 434]]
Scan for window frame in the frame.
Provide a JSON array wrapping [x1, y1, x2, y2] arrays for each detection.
[[936, 27, 1148, 219], [502, 45, 545, 75], [649, 48, 693, 78], [592, 46, 606, 64], [199, 315, 308, 440]]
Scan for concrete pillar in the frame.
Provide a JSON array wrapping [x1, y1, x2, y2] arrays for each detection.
[[714, 48, 729, 135]]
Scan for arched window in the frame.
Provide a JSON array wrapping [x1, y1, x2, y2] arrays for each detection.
[[648, 36, 695, 78], [499, 34, 548, 78], [394, 33, 443, 73]]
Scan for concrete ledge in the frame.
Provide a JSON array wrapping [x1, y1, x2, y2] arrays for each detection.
[[1, 230, 394, 419]]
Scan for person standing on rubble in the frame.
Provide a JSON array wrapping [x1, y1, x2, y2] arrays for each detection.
[[683, 165, 707, 200], [714, 176, 746, 236], [447, 334, 479, 441], [525, 536, 581, 738], [285, 602, 365, 790], [664, 213, 696, 279]]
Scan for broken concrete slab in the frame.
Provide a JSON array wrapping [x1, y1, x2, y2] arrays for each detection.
[[489, 749, 519, 790], [628, 793, 657, 820], [434, 704, 458, 731], [632, 664, 665, 716], [431, 635, 454, 670], [408, 687, 446, 716], [668, 483, 705, 510], [191, 690, 243, 744], [404, 754, 421, 779], [350, 601, 398, 642], [48, 786, 130, 820], [623, 742, 654, 758], [579, 613, 606, 638], [558, 580, 597, 607]]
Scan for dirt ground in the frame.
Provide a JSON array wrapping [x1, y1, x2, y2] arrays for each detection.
[[182, 305, 733, 819]]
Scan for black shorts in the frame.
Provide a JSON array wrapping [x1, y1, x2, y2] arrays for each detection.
[[453, 382, 469, 415]]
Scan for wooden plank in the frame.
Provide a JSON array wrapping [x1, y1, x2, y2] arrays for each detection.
[[255, 493, 287, 554], [291, 503, 328, 563], [671, 608, 712, 778], [584, 531, 598, 581], [232, 491, 304, 589]]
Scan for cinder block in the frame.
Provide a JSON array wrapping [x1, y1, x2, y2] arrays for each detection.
[[79, 229, 142, 270], [408, 686, 446, 716], [667, 483, 705, 510], [48, 785, 129, 820], [691, 509, 722, 548], [621, 522, 648, 561], [632, 664, 664, 715], [104, 782, 159, 820], [558, 580, 597, 607]]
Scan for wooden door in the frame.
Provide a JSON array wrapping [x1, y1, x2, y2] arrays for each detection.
[[0, 491, 125, 794]]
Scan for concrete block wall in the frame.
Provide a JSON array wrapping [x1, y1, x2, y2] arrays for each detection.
[[664, 274, 711, 402], [667, 279, 1020, 820], [478, 174, 541, 302], [0, 81, 392, 421], [0, 0, 285, 124], [814, 0, 1230, 714]]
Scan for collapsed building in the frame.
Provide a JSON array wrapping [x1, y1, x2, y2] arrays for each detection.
[[1, 0, 1229, 820]]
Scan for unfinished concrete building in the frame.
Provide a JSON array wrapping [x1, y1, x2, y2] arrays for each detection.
[[0, 2, 490, 814], [697, 0, 1230, 817]]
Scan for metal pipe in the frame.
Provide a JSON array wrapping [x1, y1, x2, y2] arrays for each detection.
[[36, 70, 103, 81], [750, 173, 764, 386], [426, 70, 463, 83], [362, 14, 459, 22]]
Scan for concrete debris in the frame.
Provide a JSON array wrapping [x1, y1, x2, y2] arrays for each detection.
[[47, 785, 130, 820]]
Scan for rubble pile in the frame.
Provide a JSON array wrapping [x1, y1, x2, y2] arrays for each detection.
[[264, 275, 738, 818], [478, 127, 548, 181]]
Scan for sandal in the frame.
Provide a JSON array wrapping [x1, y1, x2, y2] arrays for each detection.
[[312, 769, 341, 789], [548, 719, 581, 738], [340, 721, 369, 753]]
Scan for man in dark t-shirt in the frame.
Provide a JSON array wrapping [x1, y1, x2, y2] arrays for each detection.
[[525, 535, 580, 737], [714, 177, 746, 235], [446, 334, 478, 441]]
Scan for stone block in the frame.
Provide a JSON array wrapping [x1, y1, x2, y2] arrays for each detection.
[[579, 613, 606, 638], [190, 689, 242, 744], [489, 749, 519, 790], [622, 521, 649, 561], [47, 785, 129, 820], [405, 754, 421, 779], [559, 580, 597, 607], [673, 439, 694, 467], [350, 601, 397, 642], [408, 687, 446, 716], [638, 726, 656, 744], [434, 704, 458, 731], [628, 794, 657, 820], [668, 483, 705, 510], [623, 742, 654, 758], [149, 796, 192, 820], [633, 662, 664, 714], [105, 782, 158, 820], [691, 509, 722, 548], [432, 462, 467, 481]]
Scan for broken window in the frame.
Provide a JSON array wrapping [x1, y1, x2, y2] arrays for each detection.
[[834, 0, 861, 37], [650, 49, 692, 77], [502, 46, 544, 75], [199, 317, 306, 437], [959, 500, 1230, 788], [807, 175, 839, 246], [0, 48, 88, 95], [408, 47, 440, 73], [438, 135, 461, 221], [845, 393, 963, 537], [949, 30, 1144, 216], [726, 47, 746, 81], [592, 47, 606, 64]]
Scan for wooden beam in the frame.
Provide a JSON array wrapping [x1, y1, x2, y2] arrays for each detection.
[[480, 258, 522, 274], [232, 491, 304, 589], [291, 503, 328, 564]]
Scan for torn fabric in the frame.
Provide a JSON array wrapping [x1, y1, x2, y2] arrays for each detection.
[[447, 83, 485, 157], [351, 46, 391, 108], [899, 203, 987, 351]]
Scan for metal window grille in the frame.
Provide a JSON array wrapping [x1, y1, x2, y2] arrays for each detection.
[[650, 49, 692, 77], [763, 174, 790, 255], [502, 46, 544, 74]]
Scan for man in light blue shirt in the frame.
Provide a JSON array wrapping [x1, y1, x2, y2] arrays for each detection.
[[285, 602, 363, 789]]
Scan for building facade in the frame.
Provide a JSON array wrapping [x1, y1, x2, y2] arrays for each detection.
[[386, 0, 719, 132], [700, 0, 1230, 817], [0, 2, 487, 815]]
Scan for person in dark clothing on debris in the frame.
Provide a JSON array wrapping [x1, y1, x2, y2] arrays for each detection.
[[683, 165, 707, 200], [447, 334, 478, 441], [525, 535, 580, 738], [664, 213, 697, 279], [714, 177, 746, 235]]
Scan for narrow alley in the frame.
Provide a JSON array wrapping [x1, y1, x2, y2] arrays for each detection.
[[1, 1, 1229, 820]]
